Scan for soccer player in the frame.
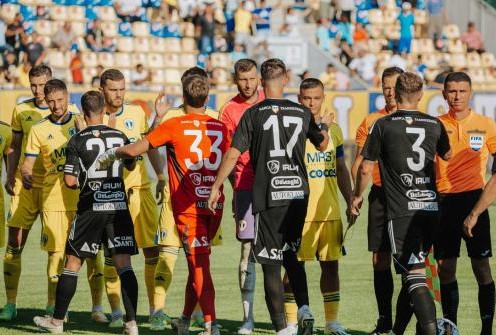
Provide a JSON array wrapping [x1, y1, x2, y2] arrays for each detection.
[[33, 90, 139, 335], [98, 69, 162, 325], [434, 72, 496, 335], [98, 73, 228, 335], [208, 58, 329, 335], [0, 68, 106, 323], [218, 58, 264, 335], [351, 66, 404, 335], [352, 72, 451, 335], [283, 78, 352, 335], [0, 122, 12, 248]]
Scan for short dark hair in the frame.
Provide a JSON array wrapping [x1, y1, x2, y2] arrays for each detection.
[[29, 64, 52, 79], [44, 79, 67, 96], [81, 91, 105, 117], [300, 78, 324, 91], [444, 71, 472, 90], [394, 72, 423, 104], [181, 67, 208, 83], [261, 58, 286, 81], [100, 69, 125, 87], [382, 66, 404, 82], [183, 75, 209, 108], [234, 59, 257, 78]]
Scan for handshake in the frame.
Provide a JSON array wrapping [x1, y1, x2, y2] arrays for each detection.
[[95, 148, 118, 170]]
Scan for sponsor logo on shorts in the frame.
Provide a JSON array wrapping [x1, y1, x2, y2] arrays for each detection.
[[88, 181, 102, 191], [267, 160, 280, 174], [80, 242, 99, 254], [481, 250, 490, 257], [407, 251, 426, 265], [400, 173, 413, 187], [195, 186, 211, 198], [190, 173, 202, 186], [406, 189, 436, 201], [107, 236, 135, 248], [257, 247, 283, 260], [407, 201, 438, 211], [469, 135, 484, 151], [271, 190, 305, 200], [94, 191, 126, 202], [93, 202, 127, 211], [191, 236, 209, 248], [271, 176, 302, 189]]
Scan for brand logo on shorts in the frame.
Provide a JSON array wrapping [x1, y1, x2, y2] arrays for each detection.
[[124, 119, 134, 130], [469, 135, 484, 151], [267, 160, 280, 174], [88, 181, 102, 191], [191, 236, 209, 248], [406, 189, 436, 201], [258, 247, 283, 260], [481, 249, 490, 257], [408, 252, 426, 265], [80, 242, 99, 254], [190, 173, 202, 186], [400, 173, 413, 187]]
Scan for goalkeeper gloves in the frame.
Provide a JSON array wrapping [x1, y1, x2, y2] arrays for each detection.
[[96, 148, 117, 170]]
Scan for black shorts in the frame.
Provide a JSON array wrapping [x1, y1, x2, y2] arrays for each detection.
[[434, 189, 492, 260], [66, 210, 139, 259], [251, 198, 308, 265], [388, 213, 438, 274], [368, 185, 390, 252]]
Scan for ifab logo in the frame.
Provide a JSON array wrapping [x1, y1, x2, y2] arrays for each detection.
[[267, 160, 280, 174], [124, 118, 134, 130], [469, 135, 484, 151], [400, 173, 413, 187], [189, 173, 201, 186]]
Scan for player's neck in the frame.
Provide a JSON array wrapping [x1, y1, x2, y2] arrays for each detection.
[[86, 116, 104, 126], [34, 98, 48, 108], [104, 104, 121, 114], [50, 111, 70, 124], [184, 105, 206, 115], [385, 104, 397, 114], [397, 103, 418, 111], [263, 85, 284, 100], [450, 108, 471, 120], [241, 92, 259, 104]]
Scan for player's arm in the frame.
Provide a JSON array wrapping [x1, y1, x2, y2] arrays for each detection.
[[5, 131, 22, 195], [351, 117, 368, 184], [64, 138, 79, 189], [351, 147, 363, 185], [20, 156, 36, 190], [437, 121, 452, 161], [148, 148, 165, 203], [149, 92, 171, 131], [337, 155, 353, 214], [208, 147, 242, 213], [308, 115, 329, 152]]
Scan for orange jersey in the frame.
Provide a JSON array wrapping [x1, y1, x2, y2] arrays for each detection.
[[436, 109, 496, 193], [146, 113, 229, 216], [355, 108, 389, 186]]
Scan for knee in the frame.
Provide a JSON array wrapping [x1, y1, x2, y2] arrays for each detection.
[[437, 259, 457, 282], [143, 246, 159, 259], [471, 258, 493, 284], [372, 252, 391, 271]]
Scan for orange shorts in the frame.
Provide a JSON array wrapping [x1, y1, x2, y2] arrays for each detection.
[[175, 213, 222, 255]]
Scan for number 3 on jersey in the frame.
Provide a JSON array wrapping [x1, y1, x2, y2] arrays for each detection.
[[406, 127, 425, 171], [87, 137, 124, 178], [184, 130, 223, 171]]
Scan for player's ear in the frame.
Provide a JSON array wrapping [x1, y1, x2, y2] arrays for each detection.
[[297, 94, 302, 104], [418, 91, 423, 103], [442, 89, 447, 100]]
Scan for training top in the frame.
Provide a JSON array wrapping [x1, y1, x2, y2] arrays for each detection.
[[436, 109, 496, 194], [362, 110, 450, 220], [231, 98, 325, 213]]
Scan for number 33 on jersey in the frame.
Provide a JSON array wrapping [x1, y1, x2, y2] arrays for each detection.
[[146, 114, 230, 216]]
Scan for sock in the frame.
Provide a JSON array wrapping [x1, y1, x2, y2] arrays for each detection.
[[104, 257, 121, 315], [53, 269, 79, 320], [283, 251, 309, 307], [392, 284, 414, 335], [118, 266, 138, 322], [440, 280, 459, 324], [86, 251, 104, 309], [323, 291, 339, 322], [284, 292, 297, 325], [144, 256, 158, 313], [404, 273, 437, 335], [479, 281, 495, 335], [239, 242, 255, 322], [186, 254, 216, 324], [47, 251, 65, 307], [374, 269, 393, 327], [261, 263, 286, 331], [3, 245, 23, 304], [154, 247, 178, 314]]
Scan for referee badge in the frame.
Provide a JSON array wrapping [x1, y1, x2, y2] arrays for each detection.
[[469, 135, 483, 151], [124, 119, 135, 130]]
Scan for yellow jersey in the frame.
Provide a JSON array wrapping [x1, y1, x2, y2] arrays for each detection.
[[24, 113, 79, 211], [0, 122, 12, 202], [11, 99, 79, 188], [305, 123, 344, 222]]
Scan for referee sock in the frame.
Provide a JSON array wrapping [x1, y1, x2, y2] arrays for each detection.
[[283, 251, 309, 307], [118, 266, 138, 322], [374, 269, 393, 327], [392, 284, 413, 335], [3, 245, 23, 304], [404, 273, 437, 335], [154, 247, 179, 314], [261, 263, 286, 331], [479, 281, 495, 335], [144, 256, 158, 314], [53, 269, 79, 321], [86, 251, 104, 308], [104, 257, 122, 316], [284, 293, 298, 325], [323, 291, 340, 322], [47, 251, 65, 307], [440, 280, 459, 324]]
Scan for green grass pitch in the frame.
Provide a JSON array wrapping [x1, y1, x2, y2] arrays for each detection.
[[0, 185, 494, 334]]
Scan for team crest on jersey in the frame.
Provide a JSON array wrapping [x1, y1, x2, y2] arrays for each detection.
[[469, 135, 484, 151], [193, 120, 200, 127], [189, 173, 202, 186], [405, 116, 413, 125], [400, 173, 413, 187], [267, 160, 280, 174], [88, 181, 102, 191], [271, 105, 280, 113], [69, 127, 77, 136], [92, 129, 101, 137], [124, 119, 134, 130]]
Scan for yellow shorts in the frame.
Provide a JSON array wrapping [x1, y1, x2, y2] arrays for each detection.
[[41, 211, 76, 252], [297, 219, 343, 261], [156, 201, 223, 248], [0, 192, 5, 248], [127, 187, 159, 249], [7, 185, 43, 231]]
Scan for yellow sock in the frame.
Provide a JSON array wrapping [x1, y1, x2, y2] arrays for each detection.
[[47, 251, 65, 307], [284, 292, 298, 325], [153, 247, 178, 313], [3, 245, 23, 304], [145, 256, 158, 313], [104, 257, 121, 313], [86, 251, 104, 308], [323, 291, 340, 322]]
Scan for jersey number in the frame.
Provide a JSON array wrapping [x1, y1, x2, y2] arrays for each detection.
[[87, 137, 124, 178], [263, 115, 302, 158], [406, 127, 425, 172], [184, 130, 223, 171]]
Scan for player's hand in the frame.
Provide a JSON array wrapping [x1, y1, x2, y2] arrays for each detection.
[[155, 179, 165, 204], [154, 92, 171, 120], [21, 174, 33, 190], [207, 186, 221, 214], [321, 110, 335, 125], [463, 212, 478, 238], [350, 195, 363, 216], [346, 201, 358, 226], [4, 176, 15, 196], [74, 114, 87, 131], [96, 148, 118, 170]]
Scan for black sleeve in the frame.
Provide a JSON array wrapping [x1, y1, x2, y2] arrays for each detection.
[[436, 121, 451, 158], [122, 133, 135, 167], [307, 113, 325, 148], [64, 137, 80, 177], [231, 108, 253, 154], [361, 119, 382, 162]]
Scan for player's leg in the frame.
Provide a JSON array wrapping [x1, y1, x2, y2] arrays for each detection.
[[85, 250, 107, 323], [104, 256, 123, 326], [368, 186, 393, 334], [262, 263, 287, 334], [436, 258, 458, 324], [112, 254, 139, 335]]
